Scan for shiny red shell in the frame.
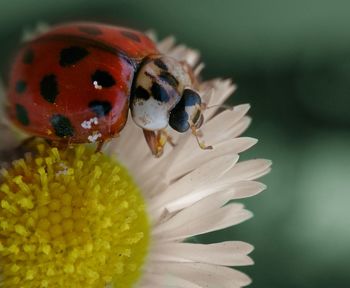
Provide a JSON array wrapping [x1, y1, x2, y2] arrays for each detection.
[[7, 22, 159, 143]]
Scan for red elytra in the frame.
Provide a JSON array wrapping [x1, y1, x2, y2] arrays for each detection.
[[7, 22, 158, 144]]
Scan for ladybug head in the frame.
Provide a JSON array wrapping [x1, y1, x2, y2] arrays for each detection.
[[130, 55, 208, 157], [131, 55, 204, 132]]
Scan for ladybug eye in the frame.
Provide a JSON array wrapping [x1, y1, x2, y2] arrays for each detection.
[[182, 89, 201, 106], [169, 99, 190, 132], [169, 89, 203, 133]]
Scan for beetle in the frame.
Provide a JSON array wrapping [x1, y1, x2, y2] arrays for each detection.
[[7, 22, 209, 156]]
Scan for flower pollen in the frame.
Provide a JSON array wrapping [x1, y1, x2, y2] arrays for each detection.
[[0, 143, 149, 288]]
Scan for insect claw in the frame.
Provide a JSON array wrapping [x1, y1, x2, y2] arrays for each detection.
[[200, 143, 213, 150], [162, 130, 176, 147], [191, 125, 213, 151]]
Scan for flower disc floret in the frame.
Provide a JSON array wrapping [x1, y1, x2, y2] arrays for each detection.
[[0, 143, 149, 288]]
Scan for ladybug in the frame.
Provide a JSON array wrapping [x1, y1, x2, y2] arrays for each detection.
[[7, 22, 209, 156]]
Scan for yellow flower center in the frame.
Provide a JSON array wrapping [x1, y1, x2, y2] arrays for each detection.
[[0, 143, 149, 288]]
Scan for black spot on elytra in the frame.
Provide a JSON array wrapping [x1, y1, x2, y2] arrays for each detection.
[[169, 98, 189, 133], [60, 46, 89, 67], [78, 26, 103, 35], [134, 86, 150, 100], [91, 70, 116, 88], [88, 100, 112, 117], [151, 82, 169, 102], [40, 74, 59, 103], [50, 114, 74, 137], [15, 80, 27, 94], [15, 104, 30, 126], [121, 31, 141, 42], [159, 71, 179, 88], [154, 58, 168, 70], [22, 49, 34, 64]]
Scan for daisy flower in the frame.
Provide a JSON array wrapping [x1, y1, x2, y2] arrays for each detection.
[[0, 32, 271, 288]]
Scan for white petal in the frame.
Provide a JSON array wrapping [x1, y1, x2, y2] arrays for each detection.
[[167, 44, 200, 67], [107, 120, 170, 182], [163, 189, 244, 220], [21, 22, 50, 42], [166, 145, 242, 185], [228, 181, 267, 199], [139, 273, 203, 288], [153, 204, 252, 241], [165, 180, 266, 214], [166, 137, 257, 180], [149, 241, 254, 266], [221, 137, 258, 153], [184, 167, 269, 203], [144, 29, 157, 42], [201, 79, 237, 119], [205, 104, 250, 129], [202, 105, 251, 143], [225, 159, 272, 181], [194, 63, 205, 76], [146, 262, 251, 288], [149, 155, 237, 215], [156, 36, 176, 54]]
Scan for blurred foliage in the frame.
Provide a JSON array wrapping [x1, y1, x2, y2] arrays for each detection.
[[1, 0, 349, 287]]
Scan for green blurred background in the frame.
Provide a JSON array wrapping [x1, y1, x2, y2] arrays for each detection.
[[1, 0, 349, 287]]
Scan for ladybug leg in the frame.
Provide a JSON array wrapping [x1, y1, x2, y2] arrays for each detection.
[[49, 140, 70, 151], [142, 129, 166, 157], [143, 129, 176, 157], [143, 130, 163, 157], [166, 134, 176, 147], [17, 136, 37, 149], [160, 130, 176, 147], [190, 125, 213, 151], [95, 141, 105, 153], [45, 139, 53, 146]]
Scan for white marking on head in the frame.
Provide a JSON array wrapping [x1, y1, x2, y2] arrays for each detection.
[[132, 98, 169, 130]]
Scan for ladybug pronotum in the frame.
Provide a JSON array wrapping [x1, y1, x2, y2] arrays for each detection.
[[7, 22, 208, 157]]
